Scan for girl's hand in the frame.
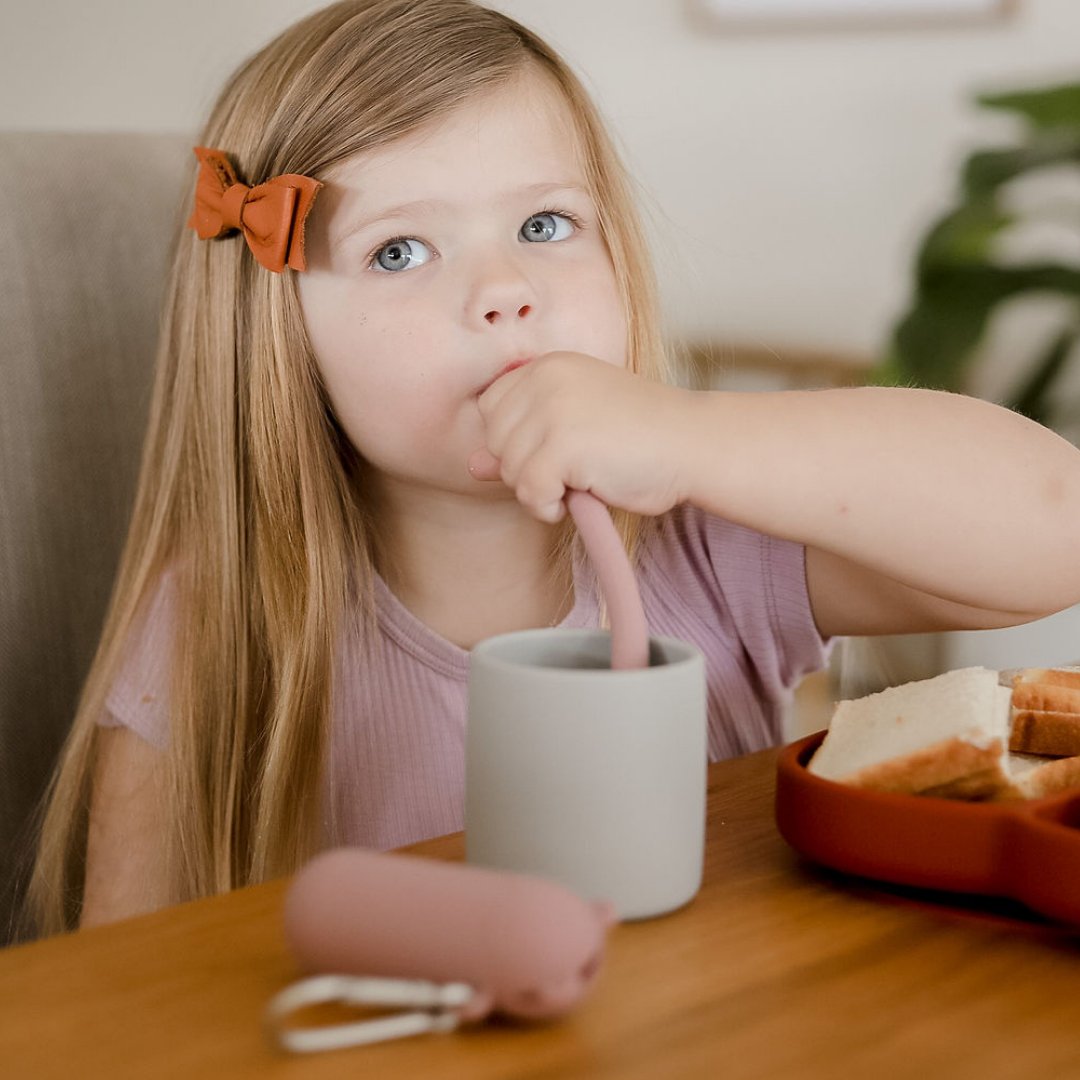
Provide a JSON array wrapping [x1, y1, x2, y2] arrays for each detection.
[[468, 351, 696, 523]]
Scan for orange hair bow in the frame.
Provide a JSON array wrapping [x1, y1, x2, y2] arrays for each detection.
[[186, 146, 323, 273]]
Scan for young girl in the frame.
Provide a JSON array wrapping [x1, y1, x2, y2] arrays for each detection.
[[25, 0, 1080, 937]]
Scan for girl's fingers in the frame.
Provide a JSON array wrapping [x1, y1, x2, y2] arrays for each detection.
[[493, 422, 551, 487], [467, 447, 501, 480], [514, 442, 568, 522], [467, 422, 547, 484], [476, 362, 530, 414], [541, 499, 567, 523], [476, 369, 528, 440], [467, 438, 568, 522]]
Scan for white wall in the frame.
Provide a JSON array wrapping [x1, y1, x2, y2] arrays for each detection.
[[2, 0, 1077, 359]]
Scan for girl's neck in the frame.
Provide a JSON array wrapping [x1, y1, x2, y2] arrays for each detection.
[[372, 481, 574, 650]]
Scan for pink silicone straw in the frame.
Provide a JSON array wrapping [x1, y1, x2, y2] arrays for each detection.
[[564, 490, 649, 670]]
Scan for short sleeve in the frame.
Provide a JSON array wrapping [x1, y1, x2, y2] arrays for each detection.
[[641, 504, 833, 757], [744, 526, 833, 692], [96, 569, 176, 751]]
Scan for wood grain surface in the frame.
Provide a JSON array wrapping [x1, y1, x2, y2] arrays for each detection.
[[2, 746, 1080, 1079]]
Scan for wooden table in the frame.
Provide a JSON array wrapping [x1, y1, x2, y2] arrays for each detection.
[[3, 747, 1080, 1079]]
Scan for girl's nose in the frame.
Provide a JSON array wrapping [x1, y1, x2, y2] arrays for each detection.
[[485, 301, 531, 325], [468, 251, 538, 326]]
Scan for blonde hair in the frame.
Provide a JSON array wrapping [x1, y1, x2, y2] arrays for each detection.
[[24, 0, 680, 937]]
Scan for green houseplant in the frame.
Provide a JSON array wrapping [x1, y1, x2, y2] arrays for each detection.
[[873, 79, 1080, 441]]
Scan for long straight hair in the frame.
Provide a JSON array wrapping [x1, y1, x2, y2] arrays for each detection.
[[24, 0, 680, 937]]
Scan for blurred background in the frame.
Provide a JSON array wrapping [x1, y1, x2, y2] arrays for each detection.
[[2, 0, 1079, 736]]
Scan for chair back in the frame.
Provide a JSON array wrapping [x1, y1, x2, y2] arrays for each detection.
[[0, 131, 191, 942]]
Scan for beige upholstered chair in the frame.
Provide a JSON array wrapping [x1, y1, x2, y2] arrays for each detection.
[[0, 131, 191, 943]]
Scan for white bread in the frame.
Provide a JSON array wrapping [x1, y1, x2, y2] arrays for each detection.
[[995, 751, 1080, 801], [807, 666, 1011, 797]]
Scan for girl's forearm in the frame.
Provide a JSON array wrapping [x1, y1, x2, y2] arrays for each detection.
[[681, 385, 1080, 615]]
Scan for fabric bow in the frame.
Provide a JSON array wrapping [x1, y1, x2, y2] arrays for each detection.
[[186, 146, 323, 273]]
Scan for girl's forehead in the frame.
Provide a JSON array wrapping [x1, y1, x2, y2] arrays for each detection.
[[326, 73, 588, 195]]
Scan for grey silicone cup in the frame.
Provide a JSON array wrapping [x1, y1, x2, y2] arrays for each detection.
[[466, 629, 707, 920]]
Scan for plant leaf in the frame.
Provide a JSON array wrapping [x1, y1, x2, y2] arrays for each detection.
[[873, 77, 1080, 434], [876, 265, 1080, 391], [962, 132, 1080, 196], [976, 82, 1080, 132], [1008, 323, 1080, 424], [918, 198, 1014, 271], [885, 277, 1000, 390]]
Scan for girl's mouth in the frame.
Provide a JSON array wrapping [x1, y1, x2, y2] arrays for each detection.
[[477, 357, 532, 397]]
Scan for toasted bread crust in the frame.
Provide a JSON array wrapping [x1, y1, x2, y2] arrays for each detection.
[[923, 766, 1014, 801], [1019, 754, 1080, 799], [839, 736, 1007, 797], [1009, 710, 1080, 757], [1011, 682, 1080, 714], [993, 753, 1080, 801], [1012, 667, 1080, 691]]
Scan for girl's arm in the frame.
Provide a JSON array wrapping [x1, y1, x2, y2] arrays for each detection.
[[681, 386, 1080, 638], [473, 354, 1080, 638], [81, 727, 173, 929]]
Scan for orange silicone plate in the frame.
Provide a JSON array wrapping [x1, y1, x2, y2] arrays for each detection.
[[775, 731, 1080, 927]]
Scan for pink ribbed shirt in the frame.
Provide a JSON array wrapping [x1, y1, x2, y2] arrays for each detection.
[[99, 503, 830, 850]]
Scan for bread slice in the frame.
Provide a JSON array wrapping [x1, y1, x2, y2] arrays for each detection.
[[1012, 684, 1080, 713], [993, 751, 1080, 801], [807, 666, 1010, 798], [1007, 666, 1080, 757], [1012, 667, 1080, 690], [1009, 710, 1080, 757]]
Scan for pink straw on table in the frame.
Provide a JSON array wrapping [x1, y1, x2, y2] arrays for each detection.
[[564, 490, 649, 670]]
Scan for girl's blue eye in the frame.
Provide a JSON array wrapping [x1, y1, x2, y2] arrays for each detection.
[[370, 237, 433, 274], [520, 211, 576, 243]]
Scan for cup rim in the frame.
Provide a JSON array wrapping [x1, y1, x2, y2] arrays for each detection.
[[470, 627, 702, 675]]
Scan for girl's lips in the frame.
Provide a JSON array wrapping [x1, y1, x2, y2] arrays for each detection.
[[477, 357, 532, 397]]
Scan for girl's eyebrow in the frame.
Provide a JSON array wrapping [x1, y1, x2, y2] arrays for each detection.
[[331, 181, 591, 252]]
